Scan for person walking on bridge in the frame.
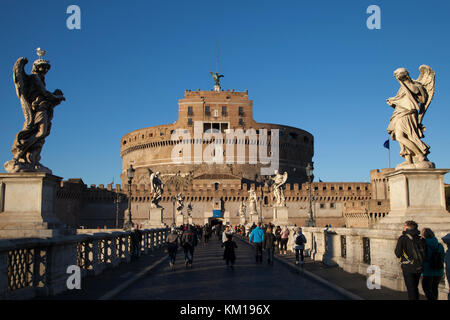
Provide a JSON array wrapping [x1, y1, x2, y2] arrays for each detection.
[[181, 224, 198, 268], [249, 222, 265, 264], [222, 233, 238, 269], [293, 227, 307, 268], [280, 226, 290, 255], [166, 227, 180, 271], [263, 226, 276, 265]]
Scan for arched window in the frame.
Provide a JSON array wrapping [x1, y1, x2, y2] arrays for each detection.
[[214, 182, 220, 191]]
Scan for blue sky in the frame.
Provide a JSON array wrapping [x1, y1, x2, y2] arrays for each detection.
[[1, 0, 449, 185]]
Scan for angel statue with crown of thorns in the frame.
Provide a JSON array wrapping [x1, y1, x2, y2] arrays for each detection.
[[4, 48, 66, 174], [386, 65, 436, 169]]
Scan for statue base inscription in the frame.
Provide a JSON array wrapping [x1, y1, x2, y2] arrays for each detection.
[[376, 168, 450, 231], [0, 172, 73, 239]]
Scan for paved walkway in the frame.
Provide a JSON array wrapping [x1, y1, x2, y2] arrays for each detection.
[[270, 244, 414, 300], [115, 236, 348, 300], [36, 234, 413, 300]]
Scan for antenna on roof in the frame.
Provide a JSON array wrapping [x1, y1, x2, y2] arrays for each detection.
[[216, 38, 219, 73]]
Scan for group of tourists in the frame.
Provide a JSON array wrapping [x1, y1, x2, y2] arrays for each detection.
[[248, 222, 306, 267], [165, 224, 199, 270], [395, 220, 448, 300]]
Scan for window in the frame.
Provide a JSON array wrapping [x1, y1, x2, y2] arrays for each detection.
[[320, 203, 325, 209], [330, 203, 335, 208], [238, 107, 244, 116], [239, 118, 244, 125], [378, 201, 382, 206], [188, 106, 193, 116], [221, 123, 228, 133], [331, 186, 335, 191], [187, 118, 193, 126], [222, 106, 227, 115], [205, 106, 210, 115]]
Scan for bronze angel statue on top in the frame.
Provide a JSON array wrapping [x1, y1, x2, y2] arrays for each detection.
[[386, 65, 435, 169], [4, 49, 66, 174]]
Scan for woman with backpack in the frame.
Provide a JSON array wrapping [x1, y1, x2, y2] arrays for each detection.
[[421, 228, 445, 300], [166, 227, 180, 271], [293, 227, 307, 267]]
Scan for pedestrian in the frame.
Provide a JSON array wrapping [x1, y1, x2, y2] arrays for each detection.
[[275, 226, 282, 253], [181, 224, 198, 268], [293, 227, 307, 267], [203, 224, 210, 245], [249, 222, 265, 263], [421, 228, 445, 300], [222, 226, 229, 243], [442, 233, 450, 300], [394, 220, 427, 300], [263, 226, 276, 265], [280, 226, 290, 255], [222, 233, 238, 269], [166, 227, 180, 270], [130, 226, 142, 259]]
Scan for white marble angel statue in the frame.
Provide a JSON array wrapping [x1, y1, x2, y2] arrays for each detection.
[[271, 170, 288, 207], [386, 65, 435, 169], [176, 193, 184, 213], [238, 200, 246, 217], [248, 189, 258, 215], [149, 170, 164, 208]]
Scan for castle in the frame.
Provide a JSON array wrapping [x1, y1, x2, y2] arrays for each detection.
[[51, 79, 421, 229]]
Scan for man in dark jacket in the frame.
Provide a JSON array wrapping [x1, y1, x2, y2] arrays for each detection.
[[395, 220, 427, 300], [263, 227, 276, 265], [181, 224, 198, 268]]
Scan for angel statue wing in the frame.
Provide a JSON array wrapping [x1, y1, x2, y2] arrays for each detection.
[[415, 65, 435, 125], [281, 172, 288, 186], [13, 57, 33, 130]]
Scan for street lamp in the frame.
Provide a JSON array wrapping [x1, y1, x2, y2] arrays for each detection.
[[123, 164, 135, 230], [305, 162, 315, 227]]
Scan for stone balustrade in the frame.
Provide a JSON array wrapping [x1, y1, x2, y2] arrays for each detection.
[[282, 226, 449, 300], [0, 228, 169, 300]]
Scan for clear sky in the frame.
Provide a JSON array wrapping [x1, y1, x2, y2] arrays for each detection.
[[1, 0, 449, 186]]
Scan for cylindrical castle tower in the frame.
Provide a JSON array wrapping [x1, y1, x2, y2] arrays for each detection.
[[120, 88, 314, 187]]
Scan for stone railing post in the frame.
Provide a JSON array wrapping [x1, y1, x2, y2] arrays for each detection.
[[45, 237, 78, 296], [322, 230, 339, 266], [342, 233, 363, 274], [0, 240, 13, 298]]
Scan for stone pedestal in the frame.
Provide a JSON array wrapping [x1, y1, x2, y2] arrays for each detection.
[[248, 213, 259, 225], [0, 173, 73, 239], [239, 215, 246, 225], [143, 207, 166, 228], [176, 214, 184, 226], [272, 206, 289, 226], [376, 168, 450, 231]]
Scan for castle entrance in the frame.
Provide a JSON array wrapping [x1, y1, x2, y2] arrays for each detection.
[[208, 217, 223, 227]]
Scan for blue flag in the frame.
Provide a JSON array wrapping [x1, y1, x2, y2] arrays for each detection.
[[383, 139, 390, 149]]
